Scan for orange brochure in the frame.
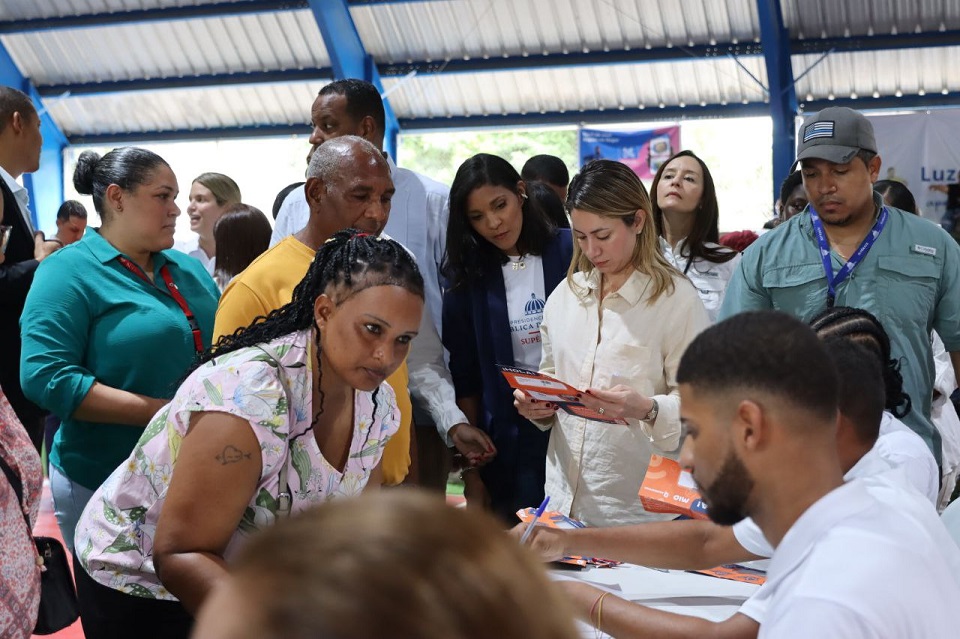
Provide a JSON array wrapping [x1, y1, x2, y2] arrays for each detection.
[[693, 565, 767, 585], [498, 365, 629, 425], [638, 455, 709, 520]]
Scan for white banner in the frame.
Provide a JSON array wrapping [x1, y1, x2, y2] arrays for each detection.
[[868, 110, 960, 222]]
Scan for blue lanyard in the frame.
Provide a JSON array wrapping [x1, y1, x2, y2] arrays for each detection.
[[809, 205, 888, 307]]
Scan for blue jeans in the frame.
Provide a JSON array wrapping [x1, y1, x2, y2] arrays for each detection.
[[49, 465, 96, 554]]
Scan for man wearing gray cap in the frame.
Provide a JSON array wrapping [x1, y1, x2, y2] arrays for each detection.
[[719, 106, 960, 467]]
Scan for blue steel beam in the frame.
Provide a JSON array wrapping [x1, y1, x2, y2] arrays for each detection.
[[0, 42, 67, 236], [306, 0, 399, 157], [36, 68, 334, 98], [0, 1, 308, 34], [65, 102, 772, 144], [757, 0, 797, 202]]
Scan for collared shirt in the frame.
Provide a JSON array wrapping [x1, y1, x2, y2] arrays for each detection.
[[719, 195, 960, 462], [173, 236, 216, 275], [536, 268, 709, 526], [733, 410, 939, 562], [266, 165, 467, 438], [751, 476, 960, 637], [269, 157, 450, 337], [0, 165, 33, 235], [19, 230, 220, 490], [659, 237, 739, 322]]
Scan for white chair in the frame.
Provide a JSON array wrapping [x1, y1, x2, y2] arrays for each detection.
[[942, 498, 960, 548]]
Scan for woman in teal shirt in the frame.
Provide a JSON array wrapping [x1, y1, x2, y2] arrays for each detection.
[[20, 147, 219, 552]]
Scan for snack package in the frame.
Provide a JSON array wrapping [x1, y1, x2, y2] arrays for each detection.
[[638, 455, 709, 520]]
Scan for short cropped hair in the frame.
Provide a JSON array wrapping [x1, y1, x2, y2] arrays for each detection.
[[521, 154, 570, 189], [56, 200, 88, 221], [319, 79, 385, 134], [677, 311, 839, 423], [0, 86, 37, 134], [826, 338, 884, 445]]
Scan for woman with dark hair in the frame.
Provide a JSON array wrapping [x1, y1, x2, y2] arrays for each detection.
[[810, 306, 940, 505], [442, 153, 571, 519], [176, 172, 242, 274], [651, 150, 739, 321], [20, 148, 220, 554], [211, 203, 272, 290], [514, 160, 708, 526], [73, 230, 423, 638], [874, 179, 918, 214]]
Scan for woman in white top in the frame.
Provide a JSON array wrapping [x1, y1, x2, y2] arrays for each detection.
[[651, 151, 740, 321], [514, 160, 709, 526], [176, 172, 241, 274]]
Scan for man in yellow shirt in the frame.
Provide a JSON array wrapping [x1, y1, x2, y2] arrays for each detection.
[[213, 136, 414, 484]]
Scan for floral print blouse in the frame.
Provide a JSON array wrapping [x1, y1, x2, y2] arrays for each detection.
[[75, 329, 399, 600]]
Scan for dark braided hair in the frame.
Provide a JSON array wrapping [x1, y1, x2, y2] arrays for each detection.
[[195, 229, 424, 440], [809, 306, 912, 419]]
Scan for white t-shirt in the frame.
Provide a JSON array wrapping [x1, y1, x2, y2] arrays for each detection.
[[752, 475, 960, 638], [501, 255, 545, 371]]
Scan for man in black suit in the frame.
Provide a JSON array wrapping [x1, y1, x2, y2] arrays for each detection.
[[0, 86, 60, 450]]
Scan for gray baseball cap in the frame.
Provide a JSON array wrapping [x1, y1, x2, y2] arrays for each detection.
[[791, 106, 877, 172]]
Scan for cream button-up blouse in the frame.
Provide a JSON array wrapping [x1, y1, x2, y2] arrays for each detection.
[[535, 267, 709, 526]]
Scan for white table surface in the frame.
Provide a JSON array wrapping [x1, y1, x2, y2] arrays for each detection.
[[554, 563, 761, 637]]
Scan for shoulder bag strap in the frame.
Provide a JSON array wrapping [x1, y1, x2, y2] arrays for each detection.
[[0, 454, 31, 533], [253, 345, 293, 518]]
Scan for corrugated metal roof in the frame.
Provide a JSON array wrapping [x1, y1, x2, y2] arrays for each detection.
[[0, 0, 956, 138], [794, 46, 960, 103], [355, 0, 759, 63], [782, 0, 960, 38], [1, 9, 328, 85], [46, 81, 318, 136], [384, 56, 768, 119]]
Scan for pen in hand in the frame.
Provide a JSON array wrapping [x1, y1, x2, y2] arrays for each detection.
[[519, 496, 550, 545]]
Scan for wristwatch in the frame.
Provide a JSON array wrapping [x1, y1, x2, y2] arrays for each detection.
[[642, 398, 659, 423]]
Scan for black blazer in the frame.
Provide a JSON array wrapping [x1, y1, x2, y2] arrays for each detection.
[[0, 174, 43, 431]]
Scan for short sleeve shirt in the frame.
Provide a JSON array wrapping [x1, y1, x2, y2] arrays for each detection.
[[75, 329, 400, 599], [719, 198, 960, 462]]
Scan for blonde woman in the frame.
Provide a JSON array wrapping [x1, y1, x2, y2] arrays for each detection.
[[515, 160, 709, 526], [176, 172, 242, 274]]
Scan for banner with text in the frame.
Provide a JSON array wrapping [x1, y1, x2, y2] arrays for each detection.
[[868, 110, 960, 223], [579, 126, 681, 180]]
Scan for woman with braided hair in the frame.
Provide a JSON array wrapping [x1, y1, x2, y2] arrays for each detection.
[[72, 229, 424, 639]]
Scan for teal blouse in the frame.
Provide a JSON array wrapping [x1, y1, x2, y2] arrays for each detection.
[[20, 230, 220, 489]]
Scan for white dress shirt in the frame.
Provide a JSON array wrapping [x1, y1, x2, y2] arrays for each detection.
[[0, 165, 34, 235], [173, 236, 215, 275], [751, 475, 960, 638], [659, 237, 739, 323], [733, 411, 939, 561], [535, 268, 709, 526]]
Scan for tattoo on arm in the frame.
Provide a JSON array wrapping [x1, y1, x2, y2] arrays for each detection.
[[215, 445, 253, 465]]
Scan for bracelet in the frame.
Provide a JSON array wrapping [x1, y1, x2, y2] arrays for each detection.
[[595, 591, 610, 638], [458, 466, 477, 481], [589, 592, 610, 631]]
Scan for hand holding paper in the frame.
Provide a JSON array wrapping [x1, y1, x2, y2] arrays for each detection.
[[579, 385, 653, 422]]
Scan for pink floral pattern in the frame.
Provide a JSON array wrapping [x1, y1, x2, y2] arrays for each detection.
[[0, 389, 43, 639], [75, 329, 399, 600]]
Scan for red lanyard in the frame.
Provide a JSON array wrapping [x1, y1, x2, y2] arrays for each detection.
[[117, 256, 205, 354]]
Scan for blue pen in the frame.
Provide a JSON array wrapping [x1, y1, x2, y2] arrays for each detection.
[[519, 496, 550, 545]]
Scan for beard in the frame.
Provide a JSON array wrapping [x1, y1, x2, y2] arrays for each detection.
[[697, 450, 755, 526]]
